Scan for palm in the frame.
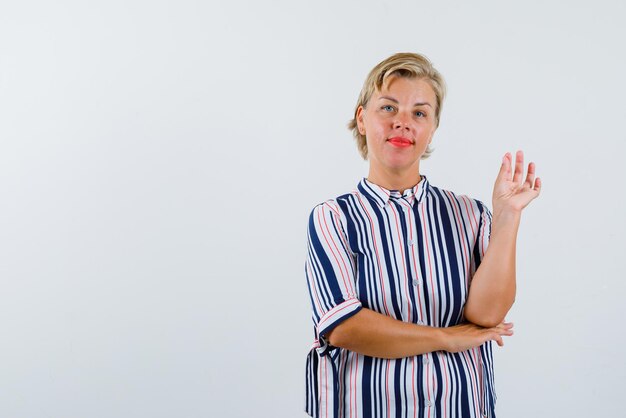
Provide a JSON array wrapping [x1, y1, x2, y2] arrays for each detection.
[[492, 150, 541, 213]]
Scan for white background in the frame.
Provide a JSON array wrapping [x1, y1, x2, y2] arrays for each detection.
[[1, 1, 625, 417]]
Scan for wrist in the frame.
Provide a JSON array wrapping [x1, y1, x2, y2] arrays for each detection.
[[433, 327, 449, 352], [492, 208, 522, 227]]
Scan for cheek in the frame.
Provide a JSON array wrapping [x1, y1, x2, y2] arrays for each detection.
[[368, 119, 388, 136]]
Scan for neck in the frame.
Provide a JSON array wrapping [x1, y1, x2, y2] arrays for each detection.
[[367, 164, 422, 193]]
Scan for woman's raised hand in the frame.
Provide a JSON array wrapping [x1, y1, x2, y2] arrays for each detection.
[[492, 150, 541, 215]]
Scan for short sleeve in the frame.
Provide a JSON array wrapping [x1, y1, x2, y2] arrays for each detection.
[[471, 199, 493, 275], [305, 201, 362, 354]]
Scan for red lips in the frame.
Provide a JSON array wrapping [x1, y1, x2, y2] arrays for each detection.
[[387, 137, 414, 148]]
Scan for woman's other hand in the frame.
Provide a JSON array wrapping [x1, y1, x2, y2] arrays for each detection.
[[441, 321, 514, 353], [493, 150, 541, 215]]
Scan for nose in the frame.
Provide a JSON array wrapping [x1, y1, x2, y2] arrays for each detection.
[[393, 112, 411, 130]]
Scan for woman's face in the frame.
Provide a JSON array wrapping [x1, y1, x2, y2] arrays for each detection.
[[357, 76, 437, 177]]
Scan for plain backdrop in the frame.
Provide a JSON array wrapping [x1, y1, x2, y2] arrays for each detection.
[[1, 1, 625, 417]]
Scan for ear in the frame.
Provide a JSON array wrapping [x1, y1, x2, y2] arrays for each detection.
[[356, 106, 366, 135]]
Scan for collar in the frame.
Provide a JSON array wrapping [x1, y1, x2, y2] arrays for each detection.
[[357, 175, 430, 208]]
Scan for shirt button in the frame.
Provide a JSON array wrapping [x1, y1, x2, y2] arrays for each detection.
[[425, 400, 432, 407], [408, 239, 416, 246], [417, 320, 424, 325], [412, 279, 420, 286], [423, 356, 429, 365]]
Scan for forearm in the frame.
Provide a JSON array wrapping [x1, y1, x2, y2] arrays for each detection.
[[326, 308, 446, 359], [464, 209, 521, 327]]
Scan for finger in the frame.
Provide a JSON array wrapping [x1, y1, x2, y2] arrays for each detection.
[[493, 334, 504, 347], [496, 323, 514, 332], [494, 326, 514, 336], [524, 162, 536, 189], [497, 152, 512, 181], [534, 177, 542, 194], [512, 150, 524, 185]]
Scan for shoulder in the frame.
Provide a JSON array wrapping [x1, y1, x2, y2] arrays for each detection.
[[308, 189, 357, 217], [427, 183, 490, 217], [309, 200, 341, 221], [306, 187, 362, 235]]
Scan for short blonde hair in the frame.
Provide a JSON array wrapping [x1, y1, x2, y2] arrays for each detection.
[[348, 52, 447, 160]]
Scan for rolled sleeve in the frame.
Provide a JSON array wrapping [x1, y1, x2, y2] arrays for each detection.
[[305, 201, 362, 354], [471, 199, 492, 274]]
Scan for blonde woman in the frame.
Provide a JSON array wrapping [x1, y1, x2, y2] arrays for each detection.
[[304, 52, 541, 418]]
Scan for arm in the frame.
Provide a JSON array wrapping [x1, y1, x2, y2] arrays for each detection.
[[464, 150, 542, 327], [327, 307, 513, 359], [306, 199, 512, 360]]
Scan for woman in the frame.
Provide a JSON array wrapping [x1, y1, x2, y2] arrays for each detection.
[[304, 52, 541, 418]]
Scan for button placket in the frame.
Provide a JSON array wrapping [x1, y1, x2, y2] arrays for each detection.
[[405, 198, 425, 330], [423, 352, 435, 413]]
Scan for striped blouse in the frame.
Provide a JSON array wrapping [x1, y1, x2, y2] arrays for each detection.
[[304, 176, 496, 418]]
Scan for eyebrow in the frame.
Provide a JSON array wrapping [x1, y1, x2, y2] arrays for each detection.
[[378, 96, 432, 107]]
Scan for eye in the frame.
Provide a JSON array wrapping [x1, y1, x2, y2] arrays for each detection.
[[381, 105, 395, 112], [415, 110, 427, 117]]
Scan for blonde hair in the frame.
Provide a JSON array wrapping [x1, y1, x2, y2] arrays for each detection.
[[348, 52, 447, 160]]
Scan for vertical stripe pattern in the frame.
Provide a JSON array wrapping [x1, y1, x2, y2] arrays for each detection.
[[305, 176, 496, 418]]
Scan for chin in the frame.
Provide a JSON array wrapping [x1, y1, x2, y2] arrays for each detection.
[[384, 155, 420, 170]]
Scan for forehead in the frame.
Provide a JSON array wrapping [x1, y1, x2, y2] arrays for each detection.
[[377, 76, 436, 101]]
